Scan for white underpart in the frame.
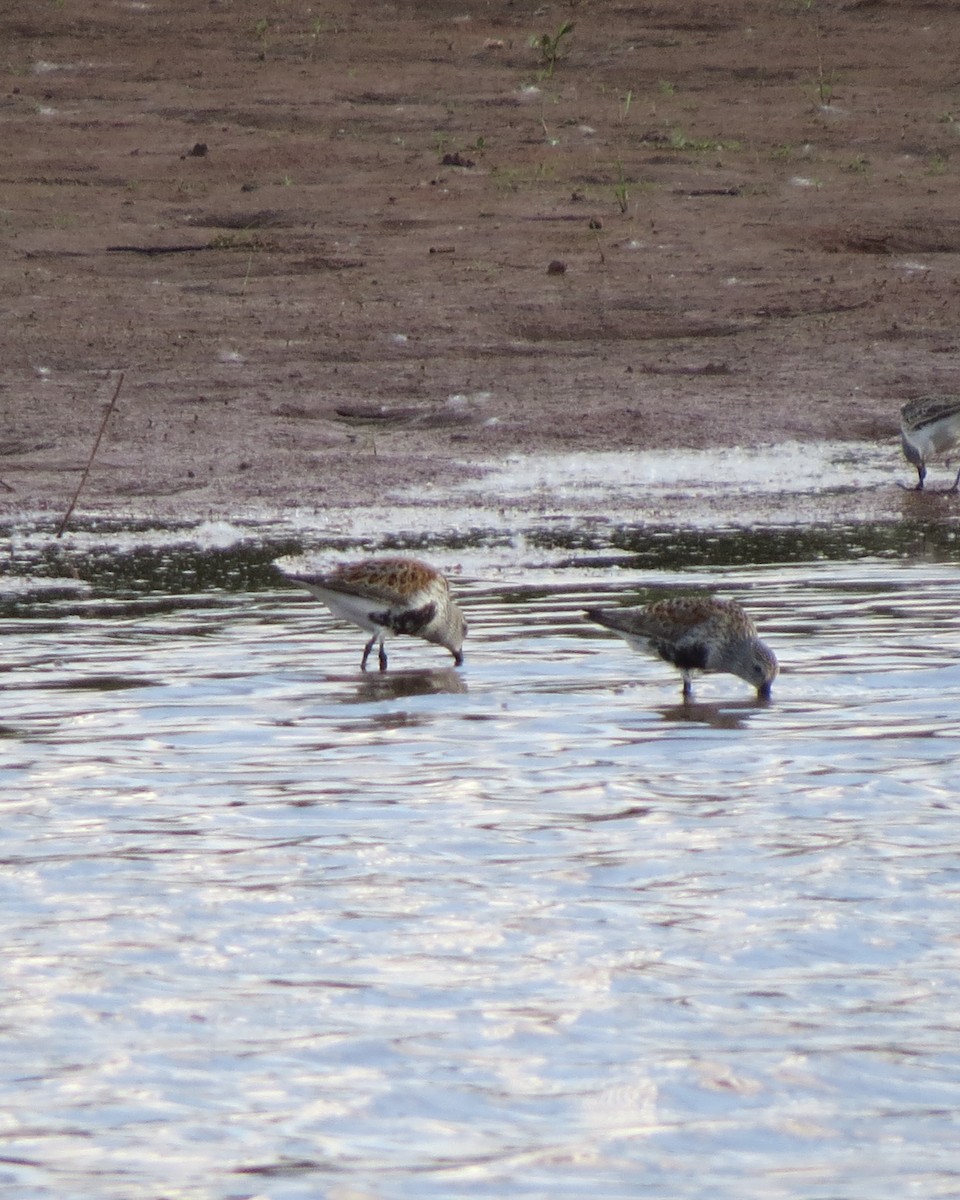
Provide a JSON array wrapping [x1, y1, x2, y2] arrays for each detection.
[[301, 586, 386, 635]]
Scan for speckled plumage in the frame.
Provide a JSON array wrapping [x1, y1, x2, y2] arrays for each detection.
[[900, 396, 960, 491], [584, 596, 778, 700], [281, 556, 467, 670]]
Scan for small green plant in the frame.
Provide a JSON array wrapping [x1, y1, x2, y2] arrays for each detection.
[[798, 0, 840, 107], [532, 21, 574, 79], [657, 80, 676, 96], [618, 90, 633, 123], [307, 16, 330, 59], [663, 128, 741, 154], [490, 166, 520, 193], [814, 69, 838, 107], [842, 154, 869, 174], [613, 160, 629, 214], [252, 16, 270, 58], [668, 127, 715, 152], [928, 153, 949, 176]]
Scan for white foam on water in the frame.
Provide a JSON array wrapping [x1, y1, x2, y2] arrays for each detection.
[[463, 442, 893, 502], [8, 520, 252, 558]]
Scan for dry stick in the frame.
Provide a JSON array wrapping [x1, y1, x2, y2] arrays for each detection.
[[56, 372, 125, 539]]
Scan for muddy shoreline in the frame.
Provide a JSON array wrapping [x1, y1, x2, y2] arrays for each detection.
[[3, 1, 960, 529]]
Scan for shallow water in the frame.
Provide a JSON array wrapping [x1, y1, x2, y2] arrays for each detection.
[[2, 513, 960, 1199]]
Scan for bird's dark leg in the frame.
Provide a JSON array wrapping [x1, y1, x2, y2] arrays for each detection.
[[361, 635, 377, 671], [378, 642, 388, 672], [682, 674, 693, 702], [949, 463, 960, 493], [916, 463, 926, 491]]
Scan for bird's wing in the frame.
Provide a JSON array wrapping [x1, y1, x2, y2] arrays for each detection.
[[295, 572, 404, 606]]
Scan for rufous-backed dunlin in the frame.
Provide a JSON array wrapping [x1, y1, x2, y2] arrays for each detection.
[[281, 556, 466, 671]]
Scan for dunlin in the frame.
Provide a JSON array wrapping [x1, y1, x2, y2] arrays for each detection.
[[584, 596, 778, 700], [900, 395, 960, 491], [280, 556, 466, 671]]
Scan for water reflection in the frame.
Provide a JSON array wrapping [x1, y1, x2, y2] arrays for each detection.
[[5, 513, 960, 616], [655, 698, 770, 728], [343, 666, 469, 703], [39, 673, 161, 692]]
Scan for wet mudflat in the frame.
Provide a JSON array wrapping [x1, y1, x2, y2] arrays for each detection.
[[5, 0, 960, 521], [2, 504, 959, 1199]]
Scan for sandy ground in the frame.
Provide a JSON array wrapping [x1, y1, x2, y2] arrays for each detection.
[[2, 0, 960, 528]]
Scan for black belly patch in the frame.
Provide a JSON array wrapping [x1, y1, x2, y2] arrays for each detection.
[[658, 640, 709, 671], [372, 601, 437, 636]]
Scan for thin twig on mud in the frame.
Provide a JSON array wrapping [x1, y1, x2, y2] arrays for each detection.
[[56, 372, 125, 539]]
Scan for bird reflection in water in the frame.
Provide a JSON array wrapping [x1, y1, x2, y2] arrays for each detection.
[[348, 666, 468, 704], [657, 696, 770, 730]]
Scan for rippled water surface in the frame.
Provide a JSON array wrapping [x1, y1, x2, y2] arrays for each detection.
[[3, 513, 960, 1200]]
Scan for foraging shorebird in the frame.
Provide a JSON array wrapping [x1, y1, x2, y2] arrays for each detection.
[[281, 556, 467, 671], [585, 596, 778, 701], [900, 396, 960, 492]]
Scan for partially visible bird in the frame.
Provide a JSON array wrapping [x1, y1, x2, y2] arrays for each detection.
[[584, 595, 778, 701], [900, 395, 960, 492], [280, 556, 467, 671]]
